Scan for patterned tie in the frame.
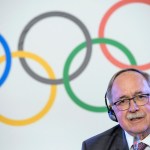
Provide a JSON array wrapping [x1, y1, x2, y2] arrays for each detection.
[[138, 142, 147, 150]]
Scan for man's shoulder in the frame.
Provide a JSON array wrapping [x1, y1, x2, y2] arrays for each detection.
[[84, 124, 123, 145], [82, 125, 128, 150]]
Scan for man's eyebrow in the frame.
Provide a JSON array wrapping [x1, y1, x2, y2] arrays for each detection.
[[116, 91, 144, 101], [134, 91, 143, 95], [117, 95, 129, 100]]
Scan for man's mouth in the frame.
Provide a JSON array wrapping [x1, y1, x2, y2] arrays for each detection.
[[130, 117, 144, 121]]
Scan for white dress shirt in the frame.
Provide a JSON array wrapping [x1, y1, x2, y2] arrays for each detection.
[[125, 131, 150, 150]]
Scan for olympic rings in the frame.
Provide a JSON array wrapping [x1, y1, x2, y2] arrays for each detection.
[[0, 34, 11, 86], [98, 0, 150, 70], [63, 38, 136, 112], [1, 1, 150, 125], [18, 11, 92, 85], [0, 51, 57, 126]]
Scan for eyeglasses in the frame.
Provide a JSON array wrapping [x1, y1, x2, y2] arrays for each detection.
[[111, 93, 150, 111]]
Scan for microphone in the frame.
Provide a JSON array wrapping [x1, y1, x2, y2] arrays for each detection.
[[133, 135, 140, 150]]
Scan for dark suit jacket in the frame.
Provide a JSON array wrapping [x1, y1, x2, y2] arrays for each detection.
[[82, 125, 129, 150]]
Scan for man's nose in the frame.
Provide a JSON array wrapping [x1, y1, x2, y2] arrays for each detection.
[[128, 99, 139, 112]]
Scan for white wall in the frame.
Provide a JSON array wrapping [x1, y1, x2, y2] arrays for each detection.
[[0, 0, 150, 150]]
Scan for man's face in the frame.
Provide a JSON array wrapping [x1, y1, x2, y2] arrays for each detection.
[[111, 71, 150, 136]]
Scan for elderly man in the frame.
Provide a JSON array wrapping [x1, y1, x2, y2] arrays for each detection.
[[82, 68, 150, 150]]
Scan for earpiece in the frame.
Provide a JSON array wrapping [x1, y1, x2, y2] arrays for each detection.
[[105, 93, 118, 122], [108, 106, 118, 122]]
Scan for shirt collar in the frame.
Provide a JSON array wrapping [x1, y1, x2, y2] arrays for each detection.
[[125, 131, 133, 149], [125, 131, 150, 148], [141, 134, 150, 146]]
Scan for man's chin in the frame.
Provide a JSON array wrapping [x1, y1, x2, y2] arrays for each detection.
[[127, 127, 149, 138]]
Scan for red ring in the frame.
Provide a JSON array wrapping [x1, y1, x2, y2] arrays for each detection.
[[98, 0, 150, 70]]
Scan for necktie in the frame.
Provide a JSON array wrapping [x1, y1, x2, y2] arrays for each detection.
[[132, 142, 148, 150], [138, 142, 147, 150]]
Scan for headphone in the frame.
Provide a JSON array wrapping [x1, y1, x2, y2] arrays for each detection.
[[105, 92, 118, 122]]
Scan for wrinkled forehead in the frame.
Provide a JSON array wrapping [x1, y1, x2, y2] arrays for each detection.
[[112, 70, 150, 87], [113, 71, 147, 84], [111, 71, 150, 97]]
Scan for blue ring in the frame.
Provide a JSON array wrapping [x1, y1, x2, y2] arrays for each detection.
[[0, 34, 11, 86]]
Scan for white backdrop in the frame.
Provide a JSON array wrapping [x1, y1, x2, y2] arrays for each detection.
[[0, 0, 150, 150]]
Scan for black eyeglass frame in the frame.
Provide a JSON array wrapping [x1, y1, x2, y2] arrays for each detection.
[[111, 93, 150, 111]]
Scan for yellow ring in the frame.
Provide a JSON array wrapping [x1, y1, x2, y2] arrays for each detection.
[[0, 51, 57, 126]]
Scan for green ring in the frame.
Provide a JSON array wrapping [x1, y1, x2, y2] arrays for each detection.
[[63, 38, 137, 112]]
